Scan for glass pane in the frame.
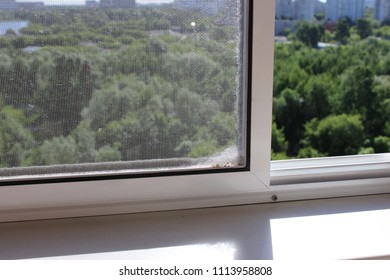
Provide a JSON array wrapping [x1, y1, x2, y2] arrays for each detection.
[[273, 0, 390, 160], [0, 0, 249, 181]]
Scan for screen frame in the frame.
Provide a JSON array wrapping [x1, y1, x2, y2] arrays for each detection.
[[0, 0, 275, 223]]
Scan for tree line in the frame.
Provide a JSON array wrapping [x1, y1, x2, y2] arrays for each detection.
[[0, 7, 239, 167], [273, 14, 390, 159], [1, 6, 389, 168]]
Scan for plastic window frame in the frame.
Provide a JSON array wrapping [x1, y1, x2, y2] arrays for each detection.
[[0, 0, 274, 223], [0, 1, 389, 223]]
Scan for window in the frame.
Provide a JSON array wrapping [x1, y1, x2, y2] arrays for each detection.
[[0, 0, 274, 222], [1, 0, 250, 180], [271, 0, 390, 190], [0, 1, 389, 224], [273, 0, 390, 160], [270, 0, 390, 201]]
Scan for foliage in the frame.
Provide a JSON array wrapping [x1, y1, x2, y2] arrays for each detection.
[[335, 19, 350, 44], [295, 22, 322, 48], [356, 18, 372, 39], [0, 5, 389, 168], [0, 105, 35, 167], [302, 114, 365, 156], [273, 20, 390, 159], [38, 136, 78, 165]]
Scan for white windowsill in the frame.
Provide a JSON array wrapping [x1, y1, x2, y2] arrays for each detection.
[[0, 192, 389, 260]]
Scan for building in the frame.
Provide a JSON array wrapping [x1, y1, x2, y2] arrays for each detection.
[[0, 0, 17, 9], [314, 0, 326, 15], [374, 0, 390, 22], [100, 0, 136, 9], [276, 0, 294, 19], [294, 0, 315, 20], [276, 0, 314, 21], [86, 0, 99, 8], [174, 0, 228, 16], [17, 2, 44, 10], [221, 0, 240, 25], [326, 0, 365, 22]]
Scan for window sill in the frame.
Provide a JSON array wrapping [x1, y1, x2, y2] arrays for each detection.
[[0, 193, 389, 260]]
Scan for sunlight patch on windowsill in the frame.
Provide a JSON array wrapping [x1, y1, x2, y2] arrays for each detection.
[[32, 242, 237, 260], [270, 209, 390, 260]]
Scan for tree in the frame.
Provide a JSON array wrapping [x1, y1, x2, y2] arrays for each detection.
[[302, 75, 332, 120], [73, 124, 98, 163], [302, 114, 365, 156], [273, 89, 305, 155], [373, 136, 390, 153], [82, 75, 147, 131], [96, 145, 121, 162], [271, 117, 288, 160], [357, 18, 372, 39], [36, 56, 93, 137], [38, 136, 78, 165], [211, 27, 230, 42], [174, 88, 219, 130], [5, 28, 17, 36], [3, 59, 37, 109], [145, 38, 168, 55], [295, 22, 321, 48], [335, 19, 350, 44], [163, 52, 217, 88], [0, 106, 35, 167], [339, 65, 374, 117], [208, 112, 237, 146]]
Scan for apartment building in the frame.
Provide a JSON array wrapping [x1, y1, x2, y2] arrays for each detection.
[[326, 0, 365, 22], [276, 0, 315, 21], [276, 0, 294, 19], [374, 0, 390, 22], [174, 0, 227, 15]]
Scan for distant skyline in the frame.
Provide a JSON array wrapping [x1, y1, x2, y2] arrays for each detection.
[[15, 0, 174, 5], [137, 0, 173, 4]]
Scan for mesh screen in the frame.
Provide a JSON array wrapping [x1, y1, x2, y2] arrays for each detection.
[[0, 0, 248, 180]]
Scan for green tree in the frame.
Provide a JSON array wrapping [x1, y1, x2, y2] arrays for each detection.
[[295, 22, 321, 48], [356, 18, 372, 39], [73, 124, 98, 163], [145, 38, 168, 55], [373, 136, 390, 153], [5, 59, 37, 109], [211, 27, 230, 42], [36, 56, 93, 137], [96, 145, 121, 162], [335, 19, 350, 44], [5, 28, 16, 36], [82, 75, 147, 131], [273, 88, 305, 155], [208, 112, 237, 146], [0, 106, 35, 167], [38, 136, 78, 165], [302, 114, 365, 156], [339, 65, 374, 118], [271, 117, 288, 160], [370, 76, 390, 136], [302, 75, 332, 120]]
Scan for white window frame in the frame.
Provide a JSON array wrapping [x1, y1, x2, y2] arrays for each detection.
[[0, 1, 389, 223]]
